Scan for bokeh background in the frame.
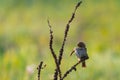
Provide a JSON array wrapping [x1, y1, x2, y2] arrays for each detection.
[[0, 0, 120, 80]]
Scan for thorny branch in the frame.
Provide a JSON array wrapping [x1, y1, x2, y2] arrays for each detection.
[[47, 20, 62, 80]]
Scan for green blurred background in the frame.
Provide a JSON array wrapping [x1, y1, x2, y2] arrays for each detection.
[[0, 0, 120, 80]]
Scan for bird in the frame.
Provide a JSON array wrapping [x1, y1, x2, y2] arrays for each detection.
[[70, 42, 89, 67]]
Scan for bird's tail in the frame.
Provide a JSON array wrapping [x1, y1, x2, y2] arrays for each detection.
[[82, 61, 86, 68]]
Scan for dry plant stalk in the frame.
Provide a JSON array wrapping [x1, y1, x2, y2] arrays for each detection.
[[48, 1, 82, 80], [37, 61, 43, 80], [61, 61, 81, 80], [37, 1, 86, 80], [58, 1, 82, 65], [48, 20, 62, 80]]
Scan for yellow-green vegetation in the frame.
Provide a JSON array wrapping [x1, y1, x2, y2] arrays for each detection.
[[0, 0, 120, 80]]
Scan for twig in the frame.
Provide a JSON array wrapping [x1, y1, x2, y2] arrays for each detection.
[[58, 1, 82, 65], [61, 61, 81, 80], [37, 61, 43, 80], [47, 20, 62, 80]]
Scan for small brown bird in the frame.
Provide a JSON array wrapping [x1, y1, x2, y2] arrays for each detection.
[[70, 42, 89, 67]]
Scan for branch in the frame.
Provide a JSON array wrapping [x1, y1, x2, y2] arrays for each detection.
[[61, 61, 81, 80], [47, 20, 62, 80], [37, 61, 43, 80], [58, 1, 82, 65]]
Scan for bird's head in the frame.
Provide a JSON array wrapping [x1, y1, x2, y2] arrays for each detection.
[[77, 42, 86, 48]]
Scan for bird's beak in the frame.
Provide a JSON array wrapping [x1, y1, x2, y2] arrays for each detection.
[[70, 50, 74, 56]]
